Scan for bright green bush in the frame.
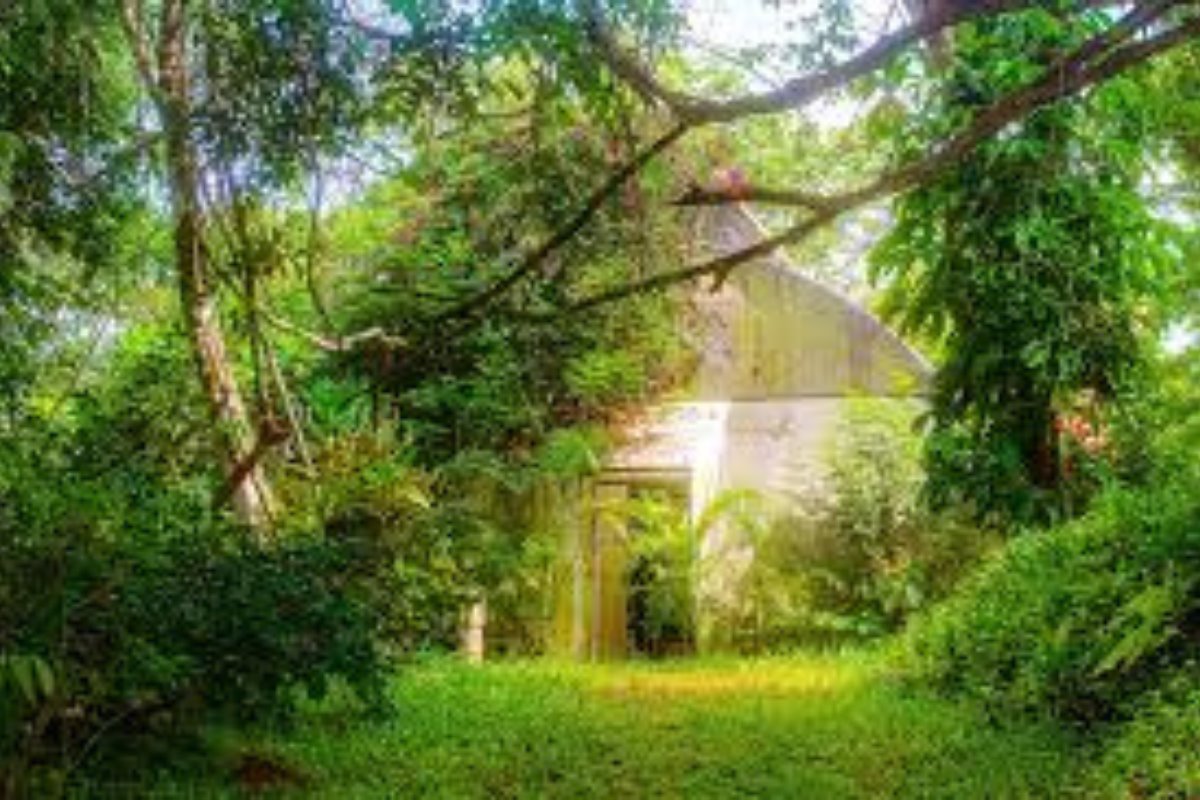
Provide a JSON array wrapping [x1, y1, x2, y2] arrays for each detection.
[[900, 476, 1200, 722]]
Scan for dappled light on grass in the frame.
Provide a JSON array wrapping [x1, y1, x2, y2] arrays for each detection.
[[586, 657, 870, 700], [153, 654, 1086, 799]]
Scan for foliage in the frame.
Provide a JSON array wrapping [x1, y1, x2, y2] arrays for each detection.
[[694, 489, 784, 654], [0, 328, 386, 792], [871, 8, 1172, 526], [1, 0, 1198, 793], [272, 95, 695, 661], [700, 402, 993, 651], [281, 432, 558, 655], [622, 492, 697, 656], [0, 1, 139, 409], [320, 101, 690, 467], [900, 470, 1200, 723], [1087, 674, 1200, 799], [1, 523, 387, 794], [898, 350, 1200, 790]]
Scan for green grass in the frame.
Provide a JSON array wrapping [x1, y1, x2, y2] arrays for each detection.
[[131, 654, 1088, 799]]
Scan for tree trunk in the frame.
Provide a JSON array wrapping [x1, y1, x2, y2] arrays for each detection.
[[153, 0, 275, 535]]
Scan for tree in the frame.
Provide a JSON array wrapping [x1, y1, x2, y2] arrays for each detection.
[[106, 0, 676, 531], [508, 0, 1200, 315], [0, 1, 138, 419], [115, 0, 387, 531], [5, 0, 1198, 532], [872, 8, 1173, 524]]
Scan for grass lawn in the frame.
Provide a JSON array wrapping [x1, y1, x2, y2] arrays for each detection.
[[130, 655, 1087, 799]]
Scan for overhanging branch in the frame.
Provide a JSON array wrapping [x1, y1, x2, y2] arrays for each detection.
[[581, 0, 1038, 123], [431, 120, 691, 324], [558, 5, 1200, 315], [263, 311, 406, 353], [673, 183, 835, 212]]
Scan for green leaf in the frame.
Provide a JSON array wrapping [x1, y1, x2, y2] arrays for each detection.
[[10, 656, 37, 704]]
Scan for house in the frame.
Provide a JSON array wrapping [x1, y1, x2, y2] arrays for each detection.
[[466, 206, 932, 661]]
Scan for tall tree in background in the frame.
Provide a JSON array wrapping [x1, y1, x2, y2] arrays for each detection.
[[117, 0, 384, 531]]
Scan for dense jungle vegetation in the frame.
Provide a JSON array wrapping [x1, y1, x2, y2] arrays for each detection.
[[3, 0, 1200, 796]]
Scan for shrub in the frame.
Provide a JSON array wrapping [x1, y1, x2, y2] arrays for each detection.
[[0, 331, 387, 793], [1, 519, 387, 793], [293, 434, 561, 654], [623, 493, 697, 656], [700, 401, 994, 651], [900, 475, 1200, 723], [1087, 674, 1200, 799]]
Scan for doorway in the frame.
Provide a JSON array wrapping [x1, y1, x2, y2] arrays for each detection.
[[623, 477, 695, 657]]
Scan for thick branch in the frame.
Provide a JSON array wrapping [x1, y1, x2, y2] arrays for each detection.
[[263, 311, 405, 353], [565, 209, 839, 314], [436, 0, 1173, 321], [673, 183, 834, 212], [561, 6, 1200, 315], [118, 0, 157, 91], [582, 0, 1036, 123]]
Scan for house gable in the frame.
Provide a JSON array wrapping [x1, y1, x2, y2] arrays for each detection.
[[689, 206, 931, 399]]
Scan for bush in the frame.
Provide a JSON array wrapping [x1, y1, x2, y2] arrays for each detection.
[[0, 331, 387, 793], [282, 434, 561, 656], [0, 511, 387, 790], [900, 475, 1200, 723], [700, 401, 994, 651], [1087, 675, 1200, 799], [623, 493, 697, 656]]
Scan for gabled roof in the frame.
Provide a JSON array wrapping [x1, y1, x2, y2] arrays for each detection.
[[688, 206, 932, 400]]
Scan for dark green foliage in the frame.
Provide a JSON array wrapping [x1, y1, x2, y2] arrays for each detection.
[[158, 534, 386, 720], [193, 0, 371, 186], [323, 110, 688, 468], [1, 521, 386, 792], [0, 328, 386, 791], [293, 102, 691, 658], [0, 1, 136, 265], [900, 357, 1200, 792], [901, 473, 1200, 724], [0, 2, 139, 408], [872, 8, 1170, 526], [283, 434, 510, 653], [1088, 674, 1200, 799]]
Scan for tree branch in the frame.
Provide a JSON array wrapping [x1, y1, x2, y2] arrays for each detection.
[[431, 0, 1181, 321], [262, 311, 406, 353], [431, 120, 691, 323], [558, 4, 1200, 315], [118, 0, 157, 92], [673, 183, 835, 212], [565, 209, 840, 315], [581, 0, 1038, 123]]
